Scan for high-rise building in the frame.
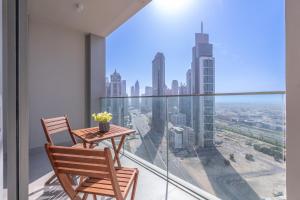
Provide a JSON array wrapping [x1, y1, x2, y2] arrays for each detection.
[[186, 69, 192, 95], [169, 127, 184, 150], [130, 86, 135, 97], [152, 53, 166, 133], [170, 113, 187, 127], [121, 80, 127, 97], [133, 80, 140, 109], [152, 53, 165, 96], [145, 86, 152, 96], [191, 22, 215, 148], [105, 77, 110, 97], [141, 86, 152, 112], [134, 80, 140, 96], [109, 70, 123, 125], [110, 70, 122, 97], [169, 80, 179, 113], [171, 80, 179, 95], [121, 80, 129, 116]]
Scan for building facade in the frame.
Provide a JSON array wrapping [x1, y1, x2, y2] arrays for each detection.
[[152, 53, 166, 133], [191, 23, 215, 148]]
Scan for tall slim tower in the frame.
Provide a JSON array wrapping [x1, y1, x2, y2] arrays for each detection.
[[152, 53, 165, 96], [109, 70, 123, 125], [171, 80, 179, 95], [134, 80, 140, 109], [170, 80, 179, 113], [191, 22, 215, 148], [152, 52, 166, 133], [134, 80, 140, 96], [121, 80, 127, 97], [186, 69, 192, 95], [110, 70, 122, 97]]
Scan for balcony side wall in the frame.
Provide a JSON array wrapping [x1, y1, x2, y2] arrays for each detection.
[[286, 0, 300, 199], [28, 20, 87, 149], [86, 34, 106, 126]]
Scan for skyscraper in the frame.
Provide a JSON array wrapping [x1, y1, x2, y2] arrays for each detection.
[[130, 85, 135, 108], [141, 86, 152, 112], [191, 22, 215, 148], [121, 80, 127, 97], [130, 86, 135, 97], [152, 53, 165, 96], [171, 80, 179, 95], [170, 80, 179, 113], [110, 70, 122, 97], [134, 80, 140, 96], [179, 83, 191, 126], [152, 52, 166, 133], [109, 70, 123, 125], [186, 69, 192, 95], [134, 80, 140, 109]]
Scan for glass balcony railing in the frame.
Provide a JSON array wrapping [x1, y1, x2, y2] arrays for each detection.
[[100, 92, 286, 200]]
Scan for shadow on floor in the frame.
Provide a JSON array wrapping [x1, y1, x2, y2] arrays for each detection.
[[198, 146, 261, 200]]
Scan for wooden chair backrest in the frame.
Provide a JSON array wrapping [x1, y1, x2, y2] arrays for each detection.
[[41, 116, 76, 145], [45, 144, 124, 200]]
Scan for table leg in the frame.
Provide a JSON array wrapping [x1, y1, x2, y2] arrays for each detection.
[[113, 135, 126, 166], [89, 142, 94, 149], [111, 138, 121, 167]]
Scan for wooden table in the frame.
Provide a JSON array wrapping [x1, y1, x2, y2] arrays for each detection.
[[72, 124, 135, 167]]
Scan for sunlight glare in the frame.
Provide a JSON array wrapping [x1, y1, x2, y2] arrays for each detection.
[[153, 0, 192, 15]]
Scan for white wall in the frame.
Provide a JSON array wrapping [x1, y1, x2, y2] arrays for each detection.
[[28, 20, 87, 149], [286, 0, 300, 199]]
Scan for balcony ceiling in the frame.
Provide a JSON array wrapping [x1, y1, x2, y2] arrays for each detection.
[[28, 0, 151, 37]]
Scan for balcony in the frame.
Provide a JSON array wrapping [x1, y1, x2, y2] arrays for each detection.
[[2, 0, 296, 199], [23, 93, 286, 200]]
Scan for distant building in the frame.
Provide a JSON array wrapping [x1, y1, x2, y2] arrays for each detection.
[[179, 83, 192, 127], [170, 113, 187, 127], [130, 86, 135, 97], [191, 22, 215, 148], [130, 85, 135, 107], [133, 80, 140, 109], [145, 86, 152, 96], [141, 86, 152, 112], [169, 80, 179, 113], [165, 88, 172, 96], [186, 69, 192, 95], [109, 70, 123, 125], [169, 126, 195, 151], [105, 77, 110, 97], [134, 80, 140, 96], [152, 52, 165, 96], [169, 127, 184, 150], [121, 80, 127, 97], [152, 52, 166, 133], [182, 126, 195, 149], [171, 80, 179, 95], [110, 70, 121, 97]]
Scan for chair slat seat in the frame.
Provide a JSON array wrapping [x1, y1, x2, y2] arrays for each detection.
[[45, 144, 139, 200], [76, 168, 138, 197]]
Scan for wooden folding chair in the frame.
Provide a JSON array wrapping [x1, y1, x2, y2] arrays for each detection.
[[45, 144, 139, 200], [41, 115, 95, 184]]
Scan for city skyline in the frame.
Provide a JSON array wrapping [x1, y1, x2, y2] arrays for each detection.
[[107, 0, 285, 95]]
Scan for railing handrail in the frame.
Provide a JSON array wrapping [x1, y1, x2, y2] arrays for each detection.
[[99, 91, 286, 99]]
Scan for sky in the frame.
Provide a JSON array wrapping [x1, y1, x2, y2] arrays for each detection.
[[106, 0, 285, 95]]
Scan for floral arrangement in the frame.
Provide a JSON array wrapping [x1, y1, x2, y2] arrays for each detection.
[[91, 112, 112, 123]]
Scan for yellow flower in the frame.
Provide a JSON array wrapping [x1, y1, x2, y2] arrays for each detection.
[[91, 112, 112, 123]]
